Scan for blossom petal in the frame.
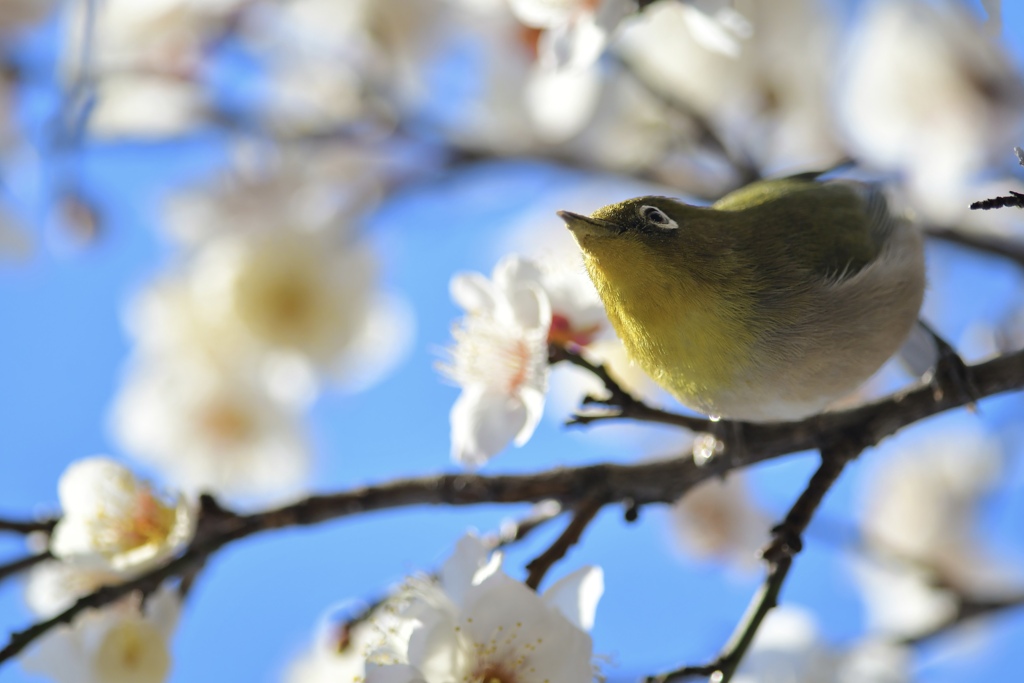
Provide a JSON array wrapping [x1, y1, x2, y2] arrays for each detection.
[[450, 385, 528, 467], [493, 254, 543, 292], [440, 533, 491, 607], [449, 272, 497, 315], [542, 566, 604, 632], [513, 385, 546, 447]]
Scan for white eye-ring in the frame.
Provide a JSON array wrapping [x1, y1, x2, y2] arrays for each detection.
[[640, 205, 679, 230]]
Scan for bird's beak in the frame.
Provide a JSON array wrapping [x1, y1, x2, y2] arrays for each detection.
[[557, 211, 623, 240]]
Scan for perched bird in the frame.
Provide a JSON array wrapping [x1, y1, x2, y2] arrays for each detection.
[[558, 176, 925, 422]]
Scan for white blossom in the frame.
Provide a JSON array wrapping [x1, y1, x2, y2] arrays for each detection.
[[87, 75, 208, 139], [734, 607, 912, 683], [21, 586, 181, 683], [839, 0, 1024, 219], [189, 229, 376, 371], [860, 421, 1008, 587], [49, 458, 194, 574], [366, 534, 602, 683], [286, 600, 419, 683], [670, 473, 769, 567], [442, 255, 552, 466], [25, 561, 124, 619], [848, 555, 958, 639], [111, 355, 310, 499], [616, 0, 842, 170]]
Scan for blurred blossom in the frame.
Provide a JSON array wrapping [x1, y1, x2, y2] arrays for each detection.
[[21, 586, 180, 683], [561, 65, 681, 173], [840, 0, 1024, 220], [365, 534, 603, 683], [189, 229, 377, 371], [239, 0, 377, 134], [441, 255, 551, 467], [676, 0, 752, 58], [734, 606, 912, 683], [0, 0, 56, 32], [286, 605, 410, 683], [49, 458, 194, 574], [262, 58, 366, 135], [860, 422, 1012, 589], [87, 76, 208, 139], [162, 145, 383, 249], [523, 61, 602, 143], [511, 0, 636, 71], [836, 640, 913, 683], [111, 356, 310, 499], [616, 0, 843, 171], [848, 555, 958, 639], [62, 0, 242, 79], [670, 473, 770, 567], [733, 607, 833, 683]]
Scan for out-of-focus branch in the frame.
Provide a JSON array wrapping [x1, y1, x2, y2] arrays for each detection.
[[901, 592, 1024, 646], [0, 518, 56, 535], [647, 443, 858, 682], [924, 225, 1024, 269], [0, 551, 51, 584], [524, 496, 604, 590], [1, 347, 1022, 668]]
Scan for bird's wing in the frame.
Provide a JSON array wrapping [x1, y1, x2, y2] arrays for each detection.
[[714, 177, 899, 283]]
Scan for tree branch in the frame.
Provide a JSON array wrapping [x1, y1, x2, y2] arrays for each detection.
[[647, 443, 858, 682], [525, 496, 605, 590], [0, 518, 56, 535], [0, 552, 52, 584], [901, 592, 1024, 646], [1, 347, 1022, 668]]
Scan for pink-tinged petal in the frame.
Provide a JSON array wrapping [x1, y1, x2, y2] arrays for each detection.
[[449, 272, 497, 315], [450, 386, 527, 467], [542, 566, 603, 632], [513, 385, 546, 447]]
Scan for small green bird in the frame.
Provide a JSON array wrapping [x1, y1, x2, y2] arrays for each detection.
[[558, 176, 925, 422]]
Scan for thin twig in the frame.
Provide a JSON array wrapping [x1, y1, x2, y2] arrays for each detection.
[[647, 443, 858, 682], [525, 497, 605, 590], [549, 344, 709, 431], [0, 347, 1022, 668]]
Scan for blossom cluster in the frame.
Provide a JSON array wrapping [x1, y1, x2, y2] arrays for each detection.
[[21, 458, 193, 683]]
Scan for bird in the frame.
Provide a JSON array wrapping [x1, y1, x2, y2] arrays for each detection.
[[558, 175, 926, 423]]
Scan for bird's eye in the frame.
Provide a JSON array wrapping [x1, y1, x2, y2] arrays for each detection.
[[639, 205, 679, 229]]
